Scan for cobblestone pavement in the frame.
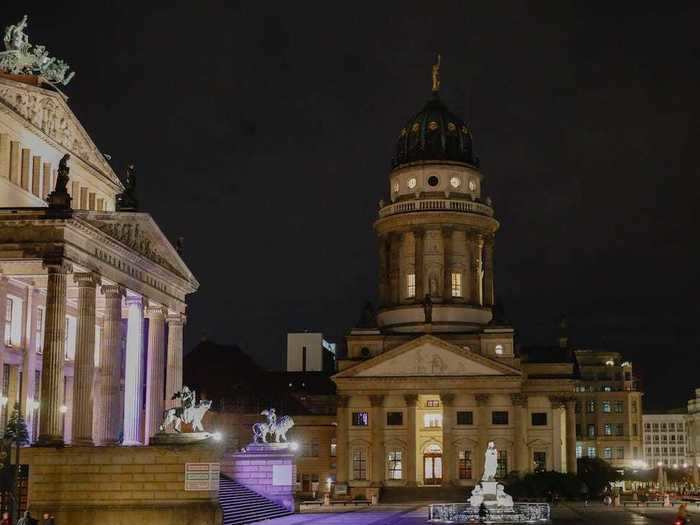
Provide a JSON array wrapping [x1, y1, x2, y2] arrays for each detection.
[[263, 502, 699, 524]]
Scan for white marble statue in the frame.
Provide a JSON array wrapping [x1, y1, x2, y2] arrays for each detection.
[[252, 408, 295, 444], [496, 483, 513, 507], [468, 483, 484, 507], [159, 386, 211, 433], [483, 441, 498, 481]]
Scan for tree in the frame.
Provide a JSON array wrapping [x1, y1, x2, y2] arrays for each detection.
[[2, 403, 29, 524], [577, 457, 622, 497]]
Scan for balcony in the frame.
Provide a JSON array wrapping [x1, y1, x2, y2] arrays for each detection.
[[378, 198, 494, 219]]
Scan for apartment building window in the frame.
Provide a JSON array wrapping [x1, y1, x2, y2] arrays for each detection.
[[613, 401, 624, 413], [451, 272, 462, 297], [644, 423, 651, 431], [406, 273, 416, 298], [616, 447, 625, 459], [533, 452, 546, 472], [492, 411, 509, 425], [588, 424, 596, 438], [387, 450, 402, 480], [602, 401, 611, 413], [669, 423, 676, 431], [352, 449, 367, 480], [352, 412, 368, 426], [457, 411, 473, 425], [576, 445, 583, 458], [386, 412, 403, 426], [615, 423, 624, 436], [458, 450, 472, 480], [604, 424, 613, 436], [587, 447, 596, 458], [586, 400, 596, 413], [531, 413, 547, 426], [603, 447, 613, 459]]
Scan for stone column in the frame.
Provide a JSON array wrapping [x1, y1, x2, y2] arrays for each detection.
[[469, 235, 484, 305], [72, 272, 100, 445], [564, 398, 578, 474], [414, 230, 425, 300], [21, 288, 40, 432], [96, 285, 124, 445], [123, 295, 145, 446], [145, 306, 166, 443], [370, 395, 385, 485], [440, 393, 455, 485], [63, 374, 74, 444], [442, 228, 453, 301], [483, 236, 495, 307], [475, 393, 490, 479], [404, 394, 418, 486], [549, 396, 564, 471], [511, 394, 529, 474], [388, 234, 400, 305], [0, 276, 8, 427], [335, 395, 350, 483], [37, 258, 71, 446], [165, 313, 185, 409]]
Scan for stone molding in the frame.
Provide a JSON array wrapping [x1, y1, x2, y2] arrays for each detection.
[[100, 284, 124, 298], [510, 393, 528, 407], [166, 312, 187, 325], [440, 393, 455, 406], [73, 271, 100, 288], [369, 395, 385, 408], [475, 393, 490, 406], [336, 395, 350, 408], [145, 305, 168, 319], [403, 393, 418, 407]]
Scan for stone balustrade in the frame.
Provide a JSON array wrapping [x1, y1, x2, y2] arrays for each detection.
[[379, 198, 494, 218]]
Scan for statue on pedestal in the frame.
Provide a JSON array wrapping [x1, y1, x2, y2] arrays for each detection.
[[252, 408, 295, 444], [159, 385, 211, 433], [47, 154, 72, 209], [483, 441, 498, 481]]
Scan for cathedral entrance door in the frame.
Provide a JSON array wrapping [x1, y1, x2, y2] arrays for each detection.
[[423, 444, 443, 485]]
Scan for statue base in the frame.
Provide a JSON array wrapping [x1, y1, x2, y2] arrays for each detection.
[[149, 431, 214, 446], [47, 191, 71, 209], [243, 442, 294, 453]]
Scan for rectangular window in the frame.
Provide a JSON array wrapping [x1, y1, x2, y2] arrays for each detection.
[[352, 449, 367, 480], [451, 272, 462, 297], [387, 450, 402, 480], [586, 400, 596, 413], [4, 298, 12, 345], [457, 411, 473, 425], [426, 399, 440, 408], [64, 315, 77, 360], [406, 273, 416, 298], [35, 307, 44, 354], [615, 423, 624, 436], [458, 450, 472, 480], [576, 445, 583, 458], [496, 450, 508, 479], [531, 412, 547, 426], [352, 412, 368, 426], [632, 423, 638, 436], [603, 447, 613, 459], [587, 447, 596, 458], [632, 400, 638, 414], [604, 424, 613, 436], [613, 401, 624, 413], [424, 414, 442, 428], [602, 401, 611, 413], [533, 452, 546, 472], [587, 424, 596, 438], [386, 411, 403, 426], [616, 447, 625, 459], [492, 411, 509, 425], [5, 297, 22, 347], [669, 423, 676, 431], [330, 438, 336, 457]]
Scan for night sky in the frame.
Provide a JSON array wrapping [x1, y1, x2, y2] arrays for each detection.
[[7, 3, 699, 410]]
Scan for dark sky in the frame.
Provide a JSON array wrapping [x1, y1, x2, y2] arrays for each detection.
[[8, 2, 699, 410]]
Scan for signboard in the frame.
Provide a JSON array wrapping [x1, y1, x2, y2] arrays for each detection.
[[272, 464, 293, 486], [185, 462, 220, 491], [334, 483, 348, 496]]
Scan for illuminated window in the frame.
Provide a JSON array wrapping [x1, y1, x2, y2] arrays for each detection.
[[586, 400, 596, 413], [602, 401, 611, 413], [406, 273, 416, 298], [496, 450, 508, 478], [426, 399, 440, 408], [576, 446, 583, 458], [588, 424, 596, 437], [352, 448, 367, 480], [495, 344, 504, 355], [35, 307, 44, 354], [603, 447, 613, 459], [458, 450, 472, 479], [613, 401, 624, 413], [4, 298, 13, 346], [387, 450, 402, 480], [393, 181, 399, 193], [533, 452, 546, 472], [64, 316, 77, 361], [588, 447, 596, 458], [330, 438, 336, 457], [351, 412, 368, 426], [451, 272, 462, 297], [5, 296, 23, 347], [424, 414, 442, 428]]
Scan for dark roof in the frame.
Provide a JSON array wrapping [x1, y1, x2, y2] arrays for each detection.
[[392, 94, 478, 169]]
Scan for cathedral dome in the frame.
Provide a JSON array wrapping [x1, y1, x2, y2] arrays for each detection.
[[392, 93, 478, 169]]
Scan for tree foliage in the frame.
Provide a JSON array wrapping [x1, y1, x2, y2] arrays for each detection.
[[577, 457, 622, 496], [505, 471, 584, 499], [3, 403, 29, 446]]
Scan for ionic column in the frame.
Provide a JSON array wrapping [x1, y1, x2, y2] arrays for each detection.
[[483, 237, 495, 307], [145, 306, 167, 443], [21, 288, 40, 434], [475, 393, 490, 479], [63, 374, 74, 443], [165, 313, 186, 409], [37, 258, 71, 446], [95, 285, 124, 445], [404, 394, 418, 486], [414, 230, 425, 300], [511, 394, 529, 473], [336, 395, 350, 483], [72, 272, 100, 445], [564, 398, 578, 474], [123, 295, 145, 446], [370, 395, 385, 485], [442, 228, 453, 301], [440, 393, 455, 485]]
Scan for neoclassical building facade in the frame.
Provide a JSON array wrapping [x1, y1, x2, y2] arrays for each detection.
[[0, 69, 198, 445], [333, 80, 579, 491]]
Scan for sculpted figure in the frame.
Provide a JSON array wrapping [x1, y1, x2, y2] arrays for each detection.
[[116, 164, 139, 210], [252, 408, 295, 444], [160, 386, 211, 433], [483, 441, 498, 481], [423, 293, 433, 324], [496, 483, 513, 507], [4, 15, 29, 51], [54, 154, 70, 193]]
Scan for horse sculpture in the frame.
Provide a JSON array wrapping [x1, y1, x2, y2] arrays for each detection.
[[252, 408, 295, 443], [159, 387, 211, 433]]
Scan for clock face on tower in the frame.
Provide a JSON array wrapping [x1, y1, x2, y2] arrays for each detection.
[[407, 178, 417, 189], [450, 176, 461, 188]]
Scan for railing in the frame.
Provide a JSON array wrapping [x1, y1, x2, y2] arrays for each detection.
[[428, 502, 550, 523], [378, 199, 494, 219]]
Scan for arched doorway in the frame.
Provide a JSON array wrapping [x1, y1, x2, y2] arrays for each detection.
[[423, 443, 443, 485]]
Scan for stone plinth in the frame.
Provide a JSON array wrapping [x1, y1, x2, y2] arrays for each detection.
[[222, 443, 296, 512], [23, 443, 225, 525]]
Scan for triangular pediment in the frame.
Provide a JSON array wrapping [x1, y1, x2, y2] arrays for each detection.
[[335, 335, 521, 379], [78, 210, 198, 290], [0, 76, 121, 186]]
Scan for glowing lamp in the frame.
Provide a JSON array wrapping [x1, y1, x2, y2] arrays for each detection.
[[31, 400, 40, 410], [59, 405, 68, 414], [657, 462, 663, 467], [212, 432, 223, 442], [290, 442, 299, 451], [0, 396, 7, 407]]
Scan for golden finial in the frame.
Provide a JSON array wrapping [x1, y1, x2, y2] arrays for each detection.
[[432, 53, 441, 93]]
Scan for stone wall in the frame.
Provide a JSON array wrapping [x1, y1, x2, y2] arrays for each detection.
[[24, 443, 224, 525]]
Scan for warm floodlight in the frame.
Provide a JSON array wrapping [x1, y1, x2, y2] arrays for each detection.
[[212, 432, 223, 442]]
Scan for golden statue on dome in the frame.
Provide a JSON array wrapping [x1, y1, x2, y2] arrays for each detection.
[[432, 53, 441, 92]]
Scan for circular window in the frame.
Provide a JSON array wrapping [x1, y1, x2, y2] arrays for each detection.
[[361, 347, 370, 357], [450, 176, 460, 188], [407, 178, 417, 189], [495, 344, 504, 355], [428, 176, 439, 187], [468, 179, 477, 191], [393, 181, 399, 193], [428, 121, 439, 131]]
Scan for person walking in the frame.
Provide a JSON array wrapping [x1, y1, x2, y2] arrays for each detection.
[[17, 510, 34, 525], [0, 511, 10, 525]]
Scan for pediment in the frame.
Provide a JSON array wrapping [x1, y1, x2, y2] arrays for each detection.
[[0, 76, 120, 186], [78, 211, 198, 289], [335, 335, 521, 379]]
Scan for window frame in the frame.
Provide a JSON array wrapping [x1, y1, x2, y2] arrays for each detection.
[[492, 411, 509, 425], [351, 411, 369, 427]]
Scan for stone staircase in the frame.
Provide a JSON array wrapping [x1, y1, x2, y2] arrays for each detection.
[[380, 485, 468, 503], [219, 474, 293, 525]]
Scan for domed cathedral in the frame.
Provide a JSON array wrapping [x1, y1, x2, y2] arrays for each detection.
[[332, 59, 578, 497]]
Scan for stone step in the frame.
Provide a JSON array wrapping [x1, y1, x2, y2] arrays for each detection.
[[219, 474, 293, 525]]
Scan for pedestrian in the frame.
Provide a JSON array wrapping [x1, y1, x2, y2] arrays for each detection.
[[17, 510, 33, 525], [42, 513, 55, 525], [0, 511, 9, 525]]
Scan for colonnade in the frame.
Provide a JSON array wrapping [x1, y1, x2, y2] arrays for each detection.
[[377, 228, 494, 308]]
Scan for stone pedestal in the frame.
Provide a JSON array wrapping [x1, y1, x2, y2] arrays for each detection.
[[23, 443, 225, 525], [223, 443, 296, 512]]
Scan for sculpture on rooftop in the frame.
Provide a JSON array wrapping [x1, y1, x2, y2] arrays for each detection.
[[46, 153, 71, 209], [116, 164, 139, 211], [0, 16, 75, 85], [252, 408, 295, 444]]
